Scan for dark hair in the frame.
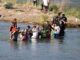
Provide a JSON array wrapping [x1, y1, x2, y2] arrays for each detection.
[[33, 25, 36, 28], [62, 14, 65, 16], [27, 25, 31, 29], [58, 12, 62, 16], [14, 18, 17, 21], [17, 27, 20, 30]]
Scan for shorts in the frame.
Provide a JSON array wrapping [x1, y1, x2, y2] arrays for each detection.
[[33, 1, 37, 5], [44, 5, 48, 10]]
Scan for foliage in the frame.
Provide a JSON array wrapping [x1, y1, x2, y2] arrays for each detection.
[[64, 6, 80, 19], [4, 2, 13, 9], [49, 4, 59, 13]]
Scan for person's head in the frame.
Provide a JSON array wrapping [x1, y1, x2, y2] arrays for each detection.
[[12, 18, 17, 26], [27, 25, 31, 29], [11, 22, 16, 27], [17, 27, 20, 31], [14, 18, 17, 22], [62, 14, 65, 17], [33, 25, 36, 28]]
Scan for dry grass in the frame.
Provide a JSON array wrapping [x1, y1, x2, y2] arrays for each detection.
[[0, 3, 80, 27]]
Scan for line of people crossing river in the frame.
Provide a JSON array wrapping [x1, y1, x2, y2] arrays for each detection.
[[9, 12, 67, 41]]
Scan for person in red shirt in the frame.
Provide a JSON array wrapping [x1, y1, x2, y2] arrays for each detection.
[[10, 21, 17, 40]]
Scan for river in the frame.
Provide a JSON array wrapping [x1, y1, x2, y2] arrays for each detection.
[[0, 22, 80, 60]]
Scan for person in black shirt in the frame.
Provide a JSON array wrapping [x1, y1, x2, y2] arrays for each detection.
[[12, 27, 20, 41], [60, 14, 67, 30], [52, 12, 62, 26], [59, 14, 67, 37]]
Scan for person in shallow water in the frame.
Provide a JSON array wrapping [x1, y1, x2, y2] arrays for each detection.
[[12, 27, 20, 41], [32, 25, 39, 39], [27, 25, 33, 39], [22, 29, 29, 41], [46, 21, 52, 38], [54, 24, 60, 38], [10, 22, 17, 40], [59, 14, 67, 37], [40, 21, 52, 39], [52, 12, 67, 37], [12, 18, 17, 27], [19, 30, 25, 41], [52, 12, 62, 25]]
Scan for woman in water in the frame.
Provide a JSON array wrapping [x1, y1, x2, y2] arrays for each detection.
[[32, 25, 39, 39], [54, 24, 60, 38], [10, 22, 17, 40]]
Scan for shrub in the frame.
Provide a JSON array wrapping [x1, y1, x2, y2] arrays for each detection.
[[4, 2, 13, 9], [49, 4, 59, 12], [64, 6, 80, 19]]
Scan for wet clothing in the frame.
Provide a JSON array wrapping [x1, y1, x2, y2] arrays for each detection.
[[59, 16, 67, 37], [10, 25, 17, 33], [54, 26, 60, 38], [12, 31, 19, 41], [40, 29, 48, 38], [54, 26, 60, 34], [32, 27, 38, 39], [54, 34, 59, 38], [52, 16, 61, 26], [41, 23, 51, 39], [10, 25, 17, 40], [23, 32, 28, 41], [61, 16, 67, 29], [43, 23, 52, 31], [61, 16, 67, 22], [28, 29, 32, 38]]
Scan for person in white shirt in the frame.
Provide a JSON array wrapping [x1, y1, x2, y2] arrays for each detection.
[[54, 24, 60, 38], [32, 25, 39, 39], [42, 0, 50, 13], [43, 0, 48, 6]]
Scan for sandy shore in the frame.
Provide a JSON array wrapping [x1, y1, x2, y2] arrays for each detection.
[[0, 3, 80, 27]]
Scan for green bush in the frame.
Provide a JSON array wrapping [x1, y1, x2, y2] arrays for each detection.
[[4, 2, 13, 9], [64, 7, 80, 19], [49, 4, 59, 12]]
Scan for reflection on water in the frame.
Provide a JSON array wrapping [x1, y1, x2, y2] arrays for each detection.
[[0, 22, 80, 60], [10, 40, 19, 50], [31, 39, 37, 52]]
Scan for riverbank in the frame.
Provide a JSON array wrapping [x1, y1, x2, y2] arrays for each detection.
[[0, 3, 80, 28]]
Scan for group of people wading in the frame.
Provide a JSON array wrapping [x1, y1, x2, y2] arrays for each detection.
[[9, 12, 67, 41], [51, 12, 67, 38]]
